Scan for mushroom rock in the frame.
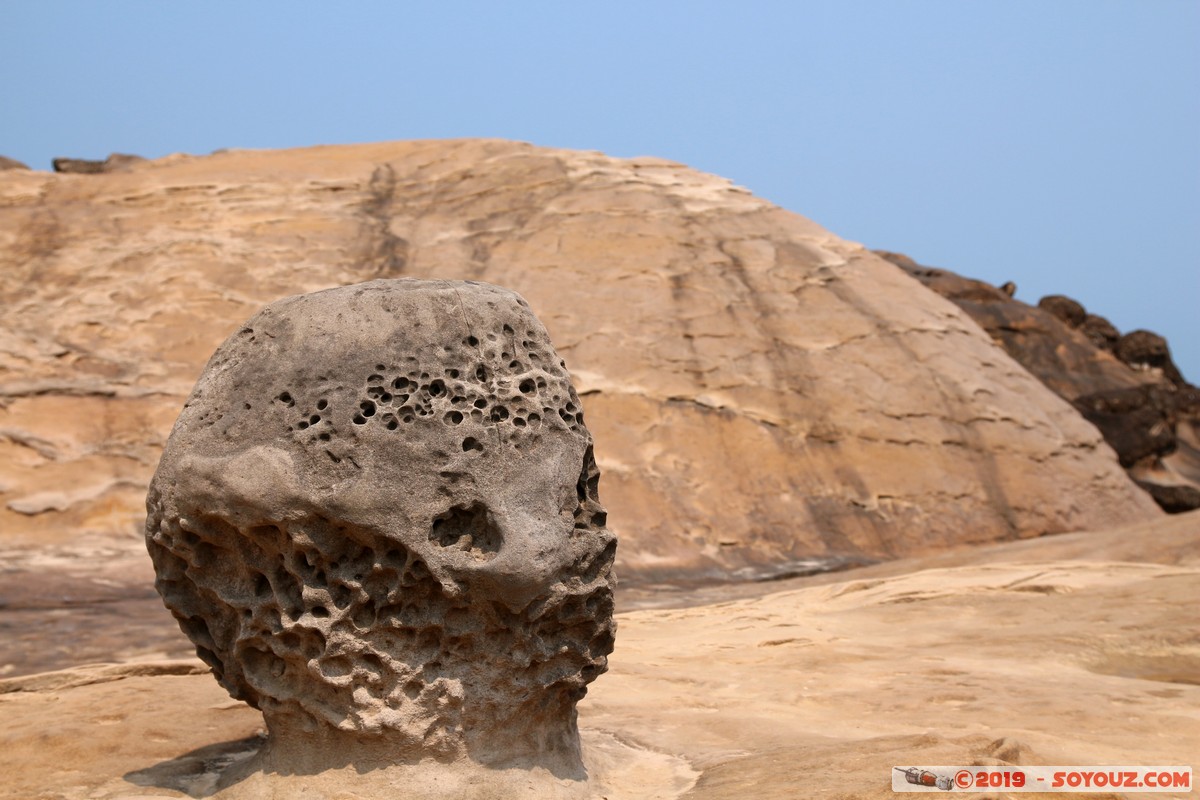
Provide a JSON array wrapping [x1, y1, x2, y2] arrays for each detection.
[[144, 279, 616, 789]]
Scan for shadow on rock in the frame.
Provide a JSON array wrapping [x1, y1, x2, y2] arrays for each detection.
[[124, 734, 266, 798]]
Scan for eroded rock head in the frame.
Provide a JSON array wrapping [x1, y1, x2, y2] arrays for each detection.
[[145, 279, 615, 775]]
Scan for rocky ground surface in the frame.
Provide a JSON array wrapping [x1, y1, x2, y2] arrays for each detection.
[[2, 511, 1197, 799], [0, 141, 1161, 584]]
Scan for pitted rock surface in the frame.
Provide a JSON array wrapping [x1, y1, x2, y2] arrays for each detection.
[[144, 279, 616, 775]]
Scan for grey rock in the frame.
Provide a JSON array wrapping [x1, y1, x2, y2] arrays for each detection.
[[145, 278, 616, 778]]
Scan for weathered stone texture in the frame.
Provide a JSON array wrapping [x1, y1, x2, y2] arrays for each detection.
[[145, 279, 615, 773], [0, 140, 1161, 581], [880, 250, 1200, 513]]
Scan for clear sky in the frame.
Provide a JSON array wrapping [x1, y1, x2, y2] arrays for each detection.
[[5, 1, 1198, 380]]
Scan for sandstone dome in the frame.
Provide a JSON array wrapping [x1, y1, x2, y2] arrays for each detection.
[[0, 139, 1159, 580]]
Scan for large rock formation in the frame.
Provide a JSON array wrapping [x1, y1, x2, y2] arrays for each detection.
[[145, 279, 615, 779], [877, 251, 1200, 513], [0, 140, 1160, 581]]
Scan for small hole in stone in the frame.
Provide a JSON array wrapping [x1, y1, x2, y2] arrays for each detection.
[[360, 400, 376, 417], [445, 411, 464, 424], [465, 336, 478, 347], [475, 365, 488, 382], [278, 392, 294, 406], [310, 415, 320, 424], [317, 399, 328, 410], [462, 437, 483, 453], [513, 417, 526, 428], [297, 421, 309, 430], [473, 398, 487, 409], [386, 418, 399, 431], [429, 380, 445, 397], [491, 406, 509, 422], [311, 606, 329, 618], [509, 360, 521, 369], [519, 379, 536, 394], [353, 414, 367, 425], [447, 369, 460, 379], [528, 412, 541, 424], [403, 415, 415, 423], [319, 432, 331, 441], [393, 377, 409, 390], [368, 374, 383, 383]]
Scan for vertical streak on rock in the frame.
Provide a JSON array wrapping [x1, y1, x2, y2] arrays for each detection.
[[828, 259, 1019, 539], [358, 164, 409, 278]]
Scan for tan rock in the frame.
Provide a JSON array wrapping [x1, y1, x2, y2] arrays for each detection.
[[0, 140, 1160, 580]]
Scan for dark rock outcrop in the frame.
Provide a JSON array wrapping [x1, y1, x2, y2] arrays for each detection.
[[878, 250, 1200, 513], [1116, 329, 1186, 387], [0, 156, 30, 171], [52, 153, 146, 174]]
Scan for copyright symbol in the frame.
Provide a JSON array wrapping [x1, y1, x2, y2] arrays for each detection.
[[954, 770, 972, 789]]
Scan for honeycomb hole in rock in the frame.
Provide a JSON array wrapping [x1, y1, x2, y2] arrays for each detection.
[[430, 503, 503, 557]]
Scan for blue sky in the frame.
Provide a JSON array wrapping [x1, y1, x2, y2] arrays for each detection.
[[5, 1, 1198, 379]]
